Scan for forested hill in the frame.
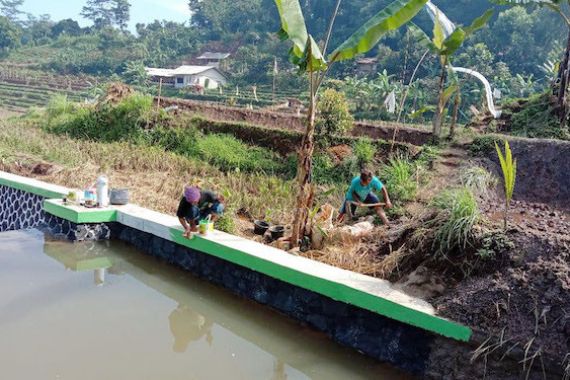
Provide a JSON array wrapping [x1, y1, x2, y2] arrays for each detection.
[[0, 0, 567, 124]]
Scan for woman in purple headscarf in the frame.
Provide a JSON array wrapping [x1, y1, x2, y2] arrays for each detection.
[[177, 185, 225, 238]]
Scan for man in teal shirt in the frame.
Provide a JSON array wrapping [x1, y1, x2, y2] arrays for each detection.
[[338, 169, 392, 225]]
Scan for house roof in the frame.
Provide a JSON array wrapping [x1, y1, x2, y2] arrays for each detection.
[[197, 52, 231, 60], [145, 65, 227, 81], [172, 65, 217, 75], [145, 67, 175, 77], [356, 57, 378, 65]]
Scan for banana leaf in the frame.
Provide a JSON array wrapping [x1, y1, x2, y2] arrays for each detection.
[[329, 0, 428, 62], [274, 0, 326, 71], [441, 9, 494, 56], [463, 9, 495, 36]]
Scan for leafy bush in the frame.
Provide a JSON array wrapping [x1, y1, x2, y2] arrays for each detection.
[[381, 157, 417, 202], [431, 187, 480, 256], [470, 135, 501, 156], [47, 93, 154, 143], [312, 152, 359, 184], [353, 138, 375, 166], [316, 89, 354, 143], [507, 93, 569, 140]]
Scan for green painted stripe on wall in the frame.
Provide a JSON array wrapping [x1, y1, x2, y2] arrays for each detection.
[[0, 177, 67, 199], [169, 228, 473, 342], [43, 200, 117, 224]]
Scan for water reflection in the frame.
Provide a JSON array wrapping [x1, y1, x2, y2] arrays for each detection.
[[169, 304, 213, 353], [0, 229, 409, 380]]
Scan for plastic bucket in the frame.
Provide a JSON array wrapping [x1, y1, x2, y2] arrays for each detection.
[[199, 220, 214, 235]]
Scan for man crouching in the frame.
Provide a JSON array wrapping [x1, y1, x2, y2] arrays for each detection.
[[177, 186, 225, 238], [337, 169, 392, 226]]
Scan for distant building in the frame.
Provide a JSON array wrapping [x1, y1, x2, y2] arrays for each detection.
[[355, 57, 378, 75], [196, 52, 231, 68], [145, 65, 228, 90]]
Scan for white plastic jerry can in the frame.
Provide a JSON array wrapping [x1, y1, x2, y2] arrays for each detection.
[[96, 175, 110, 208]]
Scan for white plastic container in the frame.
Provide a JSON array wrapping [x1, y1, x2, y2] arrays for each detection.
[[96, 175, 109, 208]]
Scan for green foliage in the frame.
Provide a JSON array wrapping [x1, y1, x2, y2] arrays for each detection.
[[122, 61, 148, 87], [431, 187, 480, 256], [330, 0, 428, 61], [216, 213, 236, 234], [475, 230, 514, 260], [316, 89, 354, 141], [0, 15, 20, 56], [47, 93, 153, 142], [470, 135, 501, 156], [381, 156, 417, 202], [81, 0, 131, 30], [312, 152, 359, 184], [194, 134, 285, 173], [353, 138, 376, 166], [495, 139, 517, 229], [507, 93, 570, 140]]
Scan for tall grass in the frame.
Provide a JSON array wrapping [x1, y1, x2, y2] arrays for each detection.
[[381, 156, 418, 202], [460, 166, 497, 198], [430, 187, 480, 257]]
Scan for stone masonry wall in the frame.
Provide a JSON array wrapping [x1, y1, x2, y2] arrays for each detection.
[[0, 185, 111, 241], [111, 223, 435, 376]]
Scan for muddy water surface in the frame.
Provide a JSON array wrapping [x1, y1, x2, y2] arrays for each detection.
[[0, 229, 409, 380]]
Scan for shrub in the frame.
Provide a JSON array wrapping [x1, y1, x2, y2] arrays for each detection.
[[312, 152, 359, 184], [381, 157, 417, 202], [316, 89, 354, 143], [431, 187, 480, 256], [47, 93, 155, 144], [470, 135, 501, 156], [353, 138, 375, 166]]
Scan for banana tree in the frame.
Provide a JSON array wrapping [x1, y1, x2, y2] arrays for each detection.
[[275, 0, 428, 247], [414, 5, 494, 139], [492, 0, 570, 125]]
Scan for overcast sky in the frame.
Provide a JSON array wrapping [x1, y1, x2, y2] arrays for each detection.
[[21, 0, 191, 30]]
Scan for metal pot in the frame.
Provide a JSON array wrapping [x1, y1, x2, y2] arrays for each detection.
[[110, 189, 130, 205]]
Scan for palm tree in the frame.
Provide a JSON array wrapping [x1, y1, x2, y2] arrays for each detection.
[[274, 0, 428, 246]]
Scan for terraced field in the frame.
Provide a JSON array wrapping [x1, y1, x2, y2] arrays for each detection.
[[0, 78, 93, 112]]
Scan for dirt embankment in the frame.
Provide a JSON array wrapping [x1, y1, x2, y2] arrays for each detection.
[[157, 97, 434, 146], [480, 136, 570, 210]]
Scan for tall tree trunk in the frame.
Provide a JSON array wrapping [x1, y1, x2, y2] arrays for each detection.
[[555, 29, 570, 126], [432, 56, 448, 140], [290, 93, 317, 248], [449, 89, 460, 139]]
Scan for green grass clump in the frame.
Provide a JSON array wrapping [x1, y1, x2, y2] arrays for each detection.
[[431, 187, 480, 256], [460, 166, 497, 198], [195, 134, 285, 174], [381, 157, 417, 203], [216, 213, 236, 234], [353, 138, 376, 166]]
